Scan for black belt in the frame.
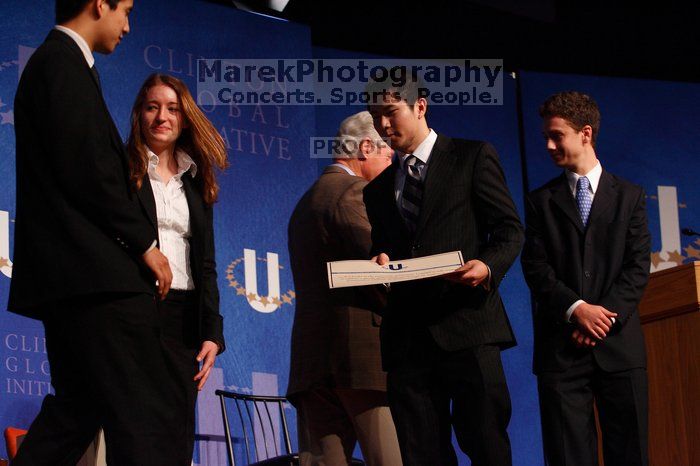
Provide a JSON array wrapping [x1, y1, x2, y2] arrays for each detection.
[[165, 289, 197, 303]]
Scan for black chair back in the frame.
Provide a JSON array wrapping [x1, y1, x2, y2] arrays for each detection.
[[215, 390, 297, 466]]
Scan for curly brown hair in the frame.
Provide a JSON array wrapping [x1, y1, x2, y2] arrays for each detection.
[[539, 91, 601, 146], [126, 74, 228, 205]]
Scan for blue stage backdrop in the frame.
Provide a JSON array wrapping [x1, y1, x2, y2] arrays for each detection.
[[519, 71, 700, 274], [311, 46, 543, 466], [8, 7, 696, 466], [0, 1, 315, 462]]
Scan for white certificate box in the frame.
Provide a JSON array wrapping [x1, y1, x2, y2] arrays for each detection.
[[327, 251, 465, 289]]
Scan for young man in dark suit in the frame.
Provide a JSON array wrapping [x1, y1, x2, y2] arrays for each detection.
[[9, 1, 177, 464], [521, 91, 650, 466], [364, 72, 524, 466]]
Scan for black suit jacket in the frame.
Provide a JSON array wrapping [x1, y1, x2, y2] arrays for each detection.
[[363, 134, 524, 370], [136, 174, 225, 351], [521, 170, 650, 374], [9, 29, 156, 316]]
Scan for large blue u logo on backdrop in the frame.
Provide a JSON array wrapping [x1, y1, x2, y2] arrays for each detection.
[[224, 249, 296, 314]]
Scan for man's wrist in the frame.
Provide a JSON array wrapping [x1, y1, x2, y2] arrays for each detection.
[[143, 240, 157, 256], [566, 299, 585, 323]]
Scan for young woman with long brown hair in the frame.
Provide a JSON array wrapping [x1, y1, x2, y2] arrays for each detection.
[[126, 73, 228, 464]]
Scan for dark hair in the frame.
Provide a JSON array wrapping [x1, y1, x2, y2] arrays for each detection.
[[127, 74, 229, 205], [539, 91, 601, 145], [56, 0, 121, 24], [365, 66, 425, 107]]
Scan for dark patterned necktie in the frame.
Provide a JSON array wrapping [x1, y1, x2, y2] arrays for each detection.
[[400, 155, 424, 232], [90, 65, 102, 93], [576, 176, 592, 226]]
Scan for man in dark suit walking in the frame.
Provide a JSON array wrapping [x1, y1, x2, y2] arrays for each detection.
[[363, 72, 524, 466], [9, 1, 176, 464], [287, 111, 402, 465], [521, 91, 650, 466]]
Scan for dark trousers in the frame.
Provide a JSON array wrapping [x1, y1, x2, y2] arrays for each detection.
[[387, 329, 512, 466], [157, 289, 200, 464], [537, 352, 648, 466], [13, 291, 199, 466]]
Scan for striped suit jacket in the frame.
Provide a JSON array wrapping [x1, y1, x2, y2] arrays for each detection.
[[363, 134, 524, 370]]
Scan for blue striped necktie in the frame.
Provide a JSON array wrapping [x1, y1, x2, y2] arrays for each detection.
[[400, 155, 424, 232], [576, 176, 592, 226]]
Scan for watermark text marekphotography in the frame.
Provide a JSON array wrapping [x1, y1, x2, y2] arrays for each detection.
[[197, 59, 503, 106]]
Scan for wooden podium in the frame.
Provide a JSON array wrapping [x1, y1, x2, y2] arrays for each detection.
[[638, 262, 700, 466]]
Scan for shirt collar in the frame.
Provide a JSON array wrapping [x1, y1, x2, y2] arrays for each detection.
[[401, 128, 437, 169], [566, 160, 602, 194], [147, 148, 198, 180], [330, 163, 356, 177], [54, 25, 95, 68]]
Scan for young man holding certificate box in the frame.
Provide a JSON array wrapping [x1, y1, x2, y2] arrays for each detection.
[[364, 70, 524, 465]]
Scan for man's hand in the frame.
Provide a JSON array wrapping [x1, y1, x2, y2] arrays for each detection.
[[194, 340, 219, 390], [572, 328, 597, 348], [142, 248, 172, 300], [571, 302, 617, 340], [444, 259, 489, 287], [372, 253, 390, 265]]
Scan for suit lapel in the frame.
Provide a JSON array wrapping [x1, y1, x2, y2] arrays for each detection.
[[50, 29, 131, 172], [587, 170, 618, 225], [414, 134, 456, 239], [183, 174, 205, 247], [551, 174, 584, 233], [136, 174, 158, 231], [49, 29, 106, 109], [48, 29, 91, 78]]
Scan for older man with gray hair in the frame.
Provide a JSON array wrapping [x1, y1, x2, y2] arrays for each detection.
[[287, 111, 401, 465]]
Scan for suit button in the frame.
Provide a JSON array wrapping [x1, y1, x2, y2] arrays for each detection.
[[584, 271, 591, 278], [412, 244, 421, 251]]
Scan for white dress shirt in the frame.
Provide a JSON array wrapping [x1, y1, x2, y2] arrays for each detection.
[[565, 161, 602, 201], [564, 161, 610, 322], [330, 162, 357, 176], [148, 149, 197, 291]]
